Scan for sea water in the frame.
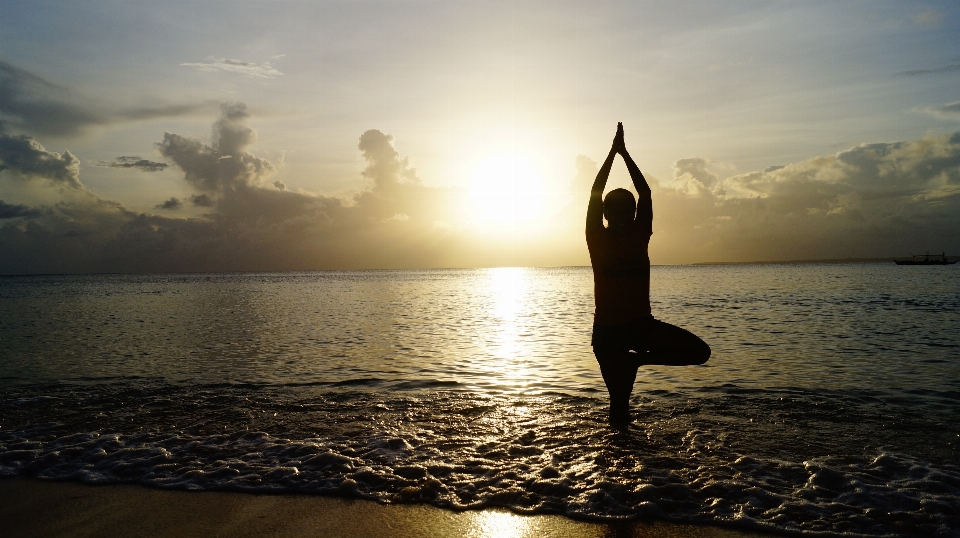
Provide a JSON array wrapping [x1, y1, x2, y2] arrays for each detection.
[[1, 265, 958, 536]]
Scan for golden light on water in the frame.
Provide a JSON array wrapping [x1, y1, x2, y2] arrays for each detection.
[[484, 267, 534, 389], [489, 267, 526, 324], [465, 510, 533, 538], [461, 509, 611, 538]]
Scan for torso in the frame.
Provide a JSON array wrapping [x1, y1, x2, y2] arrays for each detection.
[[587, 223, 652, 325]]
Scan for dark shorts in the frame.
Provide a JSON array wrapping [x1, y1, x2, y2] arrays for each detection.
[[592, 315, 711, 365], [591, 315, 656, 352]]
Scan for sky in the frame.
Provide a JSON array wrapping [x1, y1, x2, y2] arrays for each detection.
[[1, 0, 959, 273]]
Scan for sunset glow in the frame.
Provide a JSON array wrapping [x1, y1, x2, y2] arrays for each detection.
[[469, 154, 548, 227], [1, 2, 958, 273]]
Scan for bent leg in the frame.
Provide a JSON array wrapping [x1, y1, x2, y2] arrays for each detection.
[[593, 347, 639, 425], [642, 319, 710, 366]]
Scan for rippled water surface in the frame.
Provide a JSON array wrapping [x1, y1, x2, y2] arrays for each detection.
[[2, 265, 959, 536]]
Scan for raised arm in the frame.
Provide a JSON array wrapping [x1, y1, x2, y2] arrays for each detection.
[[617, 134, 652, 228], [586, 143, 618, 236]]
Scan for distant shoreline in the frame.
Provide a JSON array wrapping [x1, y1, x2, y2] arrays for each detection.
[[692, 257, 901, 265], [3, 257, 960, 277]]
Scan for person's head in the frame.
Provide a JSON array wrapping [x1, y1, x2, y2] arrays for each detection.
[[603, 188, 636, 227]]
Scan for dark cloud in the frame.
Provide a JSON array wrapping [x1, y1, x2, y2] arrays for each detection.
[[896, 63, 960, 76], [190, 194, 215, 207], [0, 60, 103, 137], [938, 102, 960, 114], [157, 103, 276, 193], [5, 102, 959, 274], [651, 131, 960, 262], [921, 101, 960, 120], [273, 180, 286, 190], [0, 133, 81, 187], [0, 194, 135, 274], [0, 103, 466, 274], [0, 60, 212, 137], [93, 156, 168, 172], [156, 197, 182, 210], [763, 165, 784, 173], [0, 200, 42, 219]]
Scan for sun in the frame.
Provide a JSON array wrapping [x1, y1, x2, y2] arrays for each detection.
[[469, 153, 548, 227]]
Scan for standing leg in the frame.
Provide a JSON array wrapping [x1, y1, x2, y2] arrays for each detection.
[[594, 347, 640, 426], [642, 319, 711, 366]]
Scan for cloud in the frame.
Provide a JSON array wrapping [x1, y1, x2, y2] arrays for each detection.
[[190, 194, 215, 207], [896, 63, 960, 76], [672, 157, 720, 191], [650, 131, 960, 262], [0, 60, 104, 137], [273, 180, 286, 190], [0, 60, 212, 137], [0, 192, 135, 274], [914, 10, 944, 28], [0, 133, 82, 187], [571, 155, 598, 193], [157, 103, 276, 193], [4, 103, 959, 273], [155, 197, 182, 210], [358, 129, 421, 189], [181, 57, 283, 79], [919, 101, 960, 120], [92, 156, 168, 172], [0, 103, 470, 274], [0, 200, 42, 219]]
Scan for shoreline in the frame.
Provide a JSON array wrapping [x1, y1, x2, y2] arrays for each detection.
[[0, 477, 776, 538]]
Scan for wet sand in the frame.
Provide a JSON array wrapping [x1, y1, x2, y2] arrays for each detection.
[[0, 477, 775, 538]]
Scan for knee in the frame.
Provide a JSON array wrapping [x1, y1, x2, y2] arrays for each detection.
[[693, 342, 711, 365]]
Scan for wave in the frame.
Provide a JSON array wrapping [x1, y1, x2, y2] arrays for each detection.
[[2, 382, 958, 536]]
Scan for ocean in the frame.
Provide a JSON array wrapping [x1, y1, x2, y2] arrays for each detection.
[[1, 264, 958, 536]]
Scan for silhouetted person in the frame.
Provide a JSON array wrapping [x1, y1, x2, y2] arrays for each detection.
[[587, 123, 710, 426]]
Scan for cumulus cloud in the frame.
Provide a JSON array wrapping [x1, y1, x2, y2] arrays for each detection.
[[671, 157, 720, 194], [358, 129, 421, 189], [181, 57, 283, 79], [156, 197, 182, 210], [157, 103, 276, 193], [571, 155, 598, 193], [650, 132, 960, 262], [0, 103, 469, 273], [0, 133, 82, 187], [0, 200, 42, 219], [0, 60, 211, 137], [3, 102, 959, 273], [92, 156, 168, 172]]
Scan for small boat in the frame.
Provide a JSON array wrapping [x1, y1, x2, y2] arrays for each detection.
[[894, 252, 957, 265]]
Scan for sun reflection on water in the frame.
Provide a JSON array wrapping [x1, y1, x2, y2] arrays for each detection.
[[483, 267, 535, 390], [465, 510, 533, 538]]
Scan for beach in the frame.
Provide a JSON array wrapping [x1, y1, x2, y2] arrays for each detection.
[[2, 266, 958, 536], [0, 478, 773, 538]]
